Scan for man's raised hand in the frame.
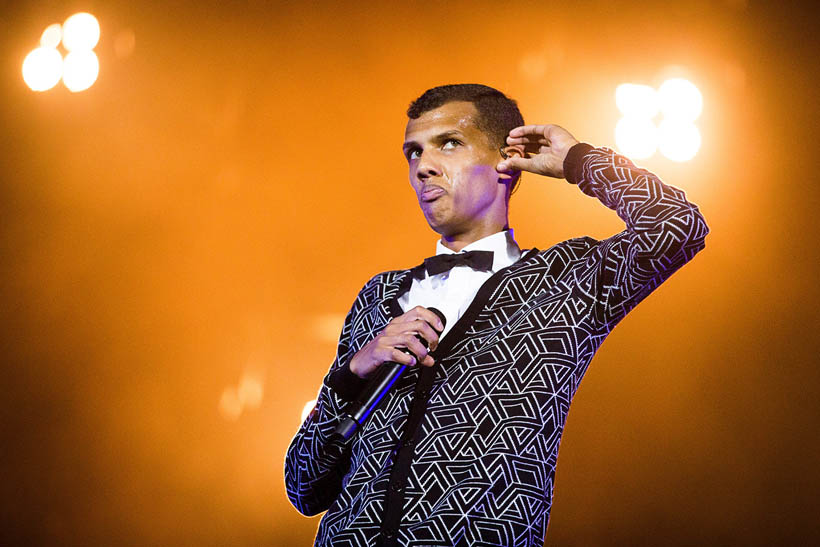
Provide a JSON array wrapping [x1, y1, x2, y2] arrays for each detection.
[[348, 306, 444, 380], [497, 124, 579, 179]]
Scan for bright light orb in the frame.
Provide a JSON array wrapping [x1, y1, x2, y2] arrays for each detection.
[[615, 117, 658, 160], [615, 83, 659, 119], [62, 50, 99, 92], [62, 12, 100, 52], [218, 387, 242, 421], [40, 24, 62, 48], [237, 374, 264, 409], [658, 119, 701, 162], [658, 78, 703, 122], [22, 47, 63, 91]]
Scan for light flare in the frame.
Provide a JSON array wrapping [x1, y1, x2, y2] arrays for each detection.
[[237, 373, 264, 409], [614, 77, 703, 162], [62, 12, 100, 52], [22, 47, 63, 92], [658, 78, 703, 122], [658, 119, 702, 162], [62, 50, 99, 92], [615, 83, 659, 119], [40, 24, 62, 48], [615, 117, 658, 160], [218, 387, 242, 421]]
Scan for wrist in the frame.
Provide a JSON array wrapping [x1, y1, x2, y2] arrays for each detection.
[[348, 356, 369, 379], [325, 361, 371, 402], [563, 142, 595, 184]]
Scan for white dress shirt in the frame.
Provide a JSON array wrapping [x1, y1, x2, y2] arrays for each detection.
[[398, 229, 522, 340]]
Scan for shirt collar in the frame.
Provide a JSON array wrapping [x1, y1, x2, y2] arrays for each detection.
[[434, 229, 522, 273]]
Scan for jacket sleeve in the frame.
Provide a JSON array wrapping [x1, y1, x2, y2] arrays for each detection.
[[564, 144, 710, 328], [283, 280, 373, 516]]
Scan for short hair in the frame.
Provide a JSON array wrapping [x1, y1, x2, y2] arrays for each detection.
[[407, 84, 525, 194]]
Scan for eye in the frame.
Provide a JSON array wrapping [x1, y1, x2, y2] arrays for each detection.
[[405, 147, 421, 161], [442, 138, 462, 150]]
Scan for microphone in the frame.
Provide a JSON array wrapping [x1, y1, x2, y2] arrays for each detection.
[[332, 307, 446, 441]]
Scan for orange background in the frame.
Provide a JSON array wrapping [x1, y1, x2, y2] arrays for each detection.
[[2, 1, 818, 545]]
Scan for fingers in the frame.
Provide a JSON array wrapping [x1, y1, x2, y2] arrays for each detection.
[[508, 124, 551, 138], [368, 306, 445, 372], [389, 346, 417, 366], [381, 334, 433, 367], [496, 155, 534, 173], [398, 319, 439, 352], [396, 306, 444, 336], [401, 333, 432, 363], [351, 308, 442, 377], [400, 305, 444, 332], [509, 124, 578, 152], [384, 319, 439, 350], [421, 318, 443, 347], [506, 135, 550, 146]]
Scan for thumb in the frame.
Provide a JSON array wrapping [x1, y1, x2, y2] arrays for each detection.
[[496, 155, 531, 173]]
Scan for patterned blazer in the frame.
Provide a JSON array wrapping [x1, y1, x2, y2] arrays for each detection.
[[285, 144, 710, 546]]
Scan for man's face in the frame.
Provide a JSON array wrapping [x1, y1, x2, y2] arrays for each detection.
[[403, 101, 508, 239]]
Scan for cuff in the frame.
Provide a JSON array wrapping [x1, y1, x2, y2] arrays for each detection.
[[563, 142, 595, 185], [325, 362, 370, 402]]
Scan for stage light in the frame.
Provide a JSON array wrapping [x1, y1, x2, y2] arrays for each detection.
[[658, 78, 702, 121], [615, 83, 659, 119], [24, 13, 101, 93], [62, 50, 99, 92], [114, 29, 136, 59], [22, 47, 63, 92], [314, 313, 346, 343], [301, 399, 317, 422], [615, 117, 658, 160], [61, 12, 100, 52], [614, 77, 702, 162], [40, 24, 62, 48], [658, 119, 701, 162], [237, 373, 264, 409], [219, 386, 243, 421]]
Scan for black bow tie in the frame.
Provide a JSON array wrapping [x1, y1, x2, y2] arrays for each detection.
[[420, 250, 494, 278]]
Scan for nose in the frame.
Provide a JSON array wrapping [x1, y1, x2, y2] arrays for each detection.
[[415, 151, 441, 181]]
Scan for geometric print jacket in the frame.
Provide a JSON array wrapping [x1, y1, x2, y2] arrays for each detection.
[[285, 144, 709, 546]]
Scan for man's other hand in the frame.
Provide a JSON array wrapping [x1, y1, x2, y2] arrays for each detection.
[[496, 124, 579, 179], [348, 306, 444, 379]]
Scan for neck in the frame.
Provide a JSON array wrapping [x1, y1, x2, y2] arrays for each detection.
[[439, 223, 509, 252]]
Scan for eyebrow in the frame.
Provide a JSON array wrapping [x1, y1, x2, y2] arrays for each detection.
[[402, 129, 465, 153]]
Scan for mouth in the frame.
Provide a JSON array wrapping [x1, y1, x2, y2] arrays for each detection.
[[421, 186, 446, 203]]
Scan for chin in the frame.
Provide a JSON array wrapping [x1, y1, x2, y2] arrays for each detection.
[[422, 200, 451, 219], [424, 219, 443, 234], [423, 216, 447, 235]]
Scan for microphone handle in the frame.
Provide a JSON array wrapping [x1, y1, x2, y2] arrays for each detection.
[[333, 308, 446, 441], [333, 362, 407, 440]]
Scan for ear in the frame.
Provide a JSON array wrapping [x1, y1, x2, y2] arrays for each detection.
[[497, 145, 525, 183]]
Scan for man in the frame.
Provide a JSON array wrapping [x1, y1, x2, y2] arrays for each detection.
[[285, 84, 709, 546]]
